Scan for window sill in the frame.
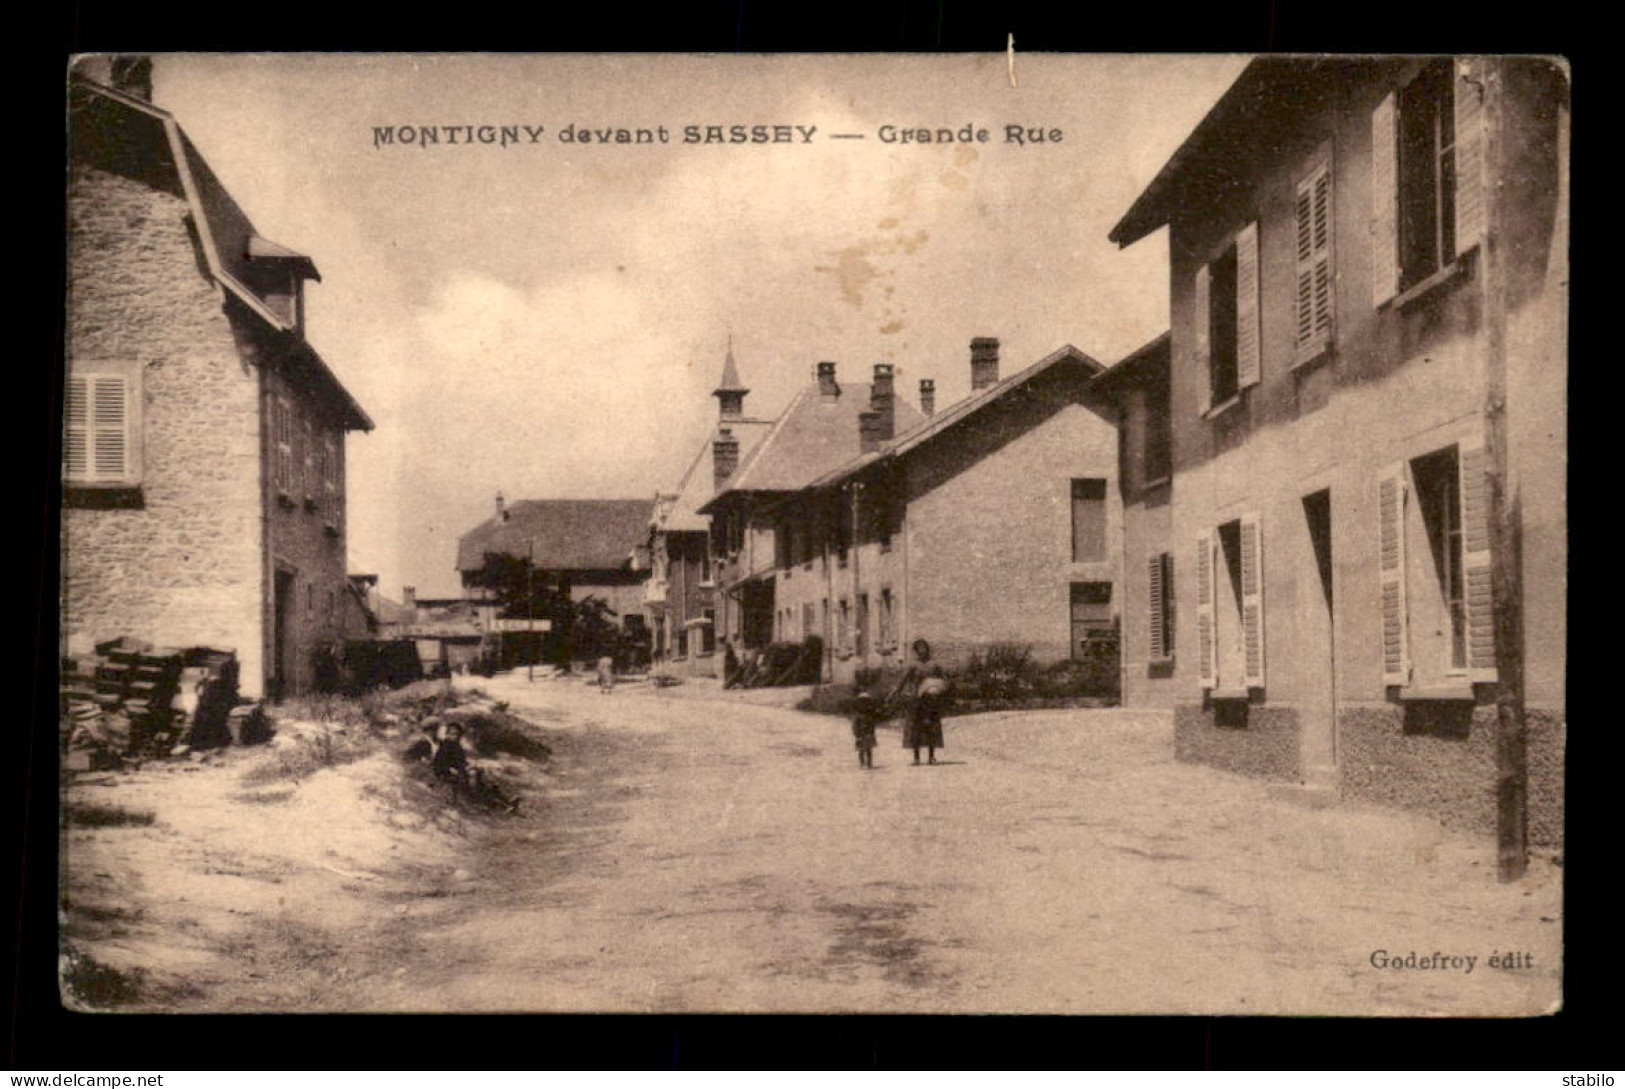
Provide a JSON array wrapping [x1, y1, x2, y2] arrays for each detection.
[[1140, 475, 1172, 493], [1290, 342, 1334, 374], [1397, 682, 1475, 702], [1202, 395, 1243, 422], [1389, 253, 1473, 312], [1207, 687, 1252, 702], [64, 484, 144, 510]]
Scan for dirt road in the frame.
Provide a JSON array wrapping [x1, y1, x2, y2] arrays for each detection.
[[342, 675, 1561, 1015]]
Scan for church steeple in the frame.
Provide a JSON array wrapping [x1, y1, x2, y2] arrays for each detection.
[[712, 335, 750, 420]]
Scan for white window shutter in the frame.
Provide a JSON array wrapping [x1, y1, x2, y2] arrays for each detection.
[[1193, 263, 1212, 414], [1378, 463, 1411, 686], [1371, 91, 1400, 307], [1296, 164, 1334, 361], [1453, 57, 1488, 257], [91, 376, 130, 482], [65, 375, 89, 479], [1240, 513, 1265, 688], [1196, 532, 1216, 689], [1458, 436, 1497, 682], [1235, 221, 1261, 390], [1147, 553, 1166, 661]]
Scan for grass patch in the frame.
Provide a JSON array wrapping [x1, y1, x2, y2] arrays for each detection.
[[66, 803, 156, 828]]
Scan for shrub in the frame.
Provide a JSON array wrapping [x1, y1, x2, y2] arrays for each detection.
[[956, 642, 1040, 702], [66, 803, 156, 828]]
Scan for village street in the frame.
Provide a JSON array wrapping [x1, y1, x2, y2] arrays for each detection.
[[342, 674, 1561, 1016]]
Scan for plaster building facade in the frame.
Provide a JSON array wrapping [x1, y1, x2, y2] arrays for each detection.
[[64, 60, 373, 700], [1107, 56, 1567, 844]]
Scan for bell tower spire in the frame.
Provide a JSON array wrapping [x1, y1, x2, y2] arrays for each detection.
[[713, 334, 749, 420]]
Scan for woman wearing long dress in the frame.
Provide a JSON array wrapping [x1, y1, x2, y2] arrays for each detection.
[[893, 639, 948, 765]]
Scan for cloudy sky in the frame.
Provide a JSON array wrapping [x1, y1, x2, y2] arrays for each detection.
[[151, 53, 1248, 598]]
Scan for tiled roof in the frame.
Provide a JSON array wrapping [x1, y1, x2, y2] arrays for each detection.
[[70, 75, 371, 431], [456, 499, 654, 573], [709, 381, 925, 503], [808, 345, 1105, 489]]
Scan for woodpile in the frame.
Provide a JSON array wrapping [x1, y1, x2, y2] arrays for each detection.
[[61, 639, 243, 769]]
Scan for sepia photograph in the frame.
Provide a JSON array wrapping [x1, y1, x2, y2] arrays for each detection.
[[57, 51, 1567, 1017]]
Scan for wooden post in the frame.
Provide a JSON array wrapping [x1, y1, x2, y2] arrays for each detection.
[[1480, 59, 1527, 882]]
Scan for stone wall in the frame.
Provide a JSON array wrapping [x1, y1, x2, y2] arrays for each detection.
[[63, 165, 265, 692], [1173, 702, 1301, 781]]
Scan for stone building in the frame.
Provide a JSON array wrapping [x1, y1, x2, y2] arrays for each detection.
[[1106, 57, 1567, 844], [63, 59, 373, 699], [767, 341, 1118, 685], [641, 345, 772, 675]]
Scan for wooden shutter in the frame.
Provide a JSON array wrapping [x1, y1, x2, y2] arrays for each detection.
[[1458, 436, 1497, 682], [1147, 553, 1166, 660], [1240, 513, 1265, 688], [1196, 532, 1216, 689], [1193, 263, 1212, 414], [1453, 57, 1487, 257], [1235, 221, 1261, 390], [274, 396, 293, 493], [92, 377, 130, 481], [1378, 463, 1411, 686], [1295, 163, 1334, 360], [1371, 91, 1400, 306], [65, 375, 89, 479]]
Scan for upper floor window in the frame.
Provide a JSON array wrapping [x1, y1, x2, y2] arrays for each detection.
[[1070, 478, 1108, 563], [1373, 58, 1487, 305], [272, 395, 295, 499], [1143, 377, 1172, 484], [1194, 222, 1260, 412], [65, 363, 142, 489]]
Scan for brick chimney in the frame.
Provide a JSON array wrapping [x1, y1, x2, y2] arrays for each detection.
[[859, 411, 885, 454], [816, 361, 840, 403], [402, 586, 417, 622], [713, 426, 740, 491], [869, 363, 896, 442], [919, 378, 936, 416], [971, 337, 1001, 391], [495, 491, 507, 522], [110, 55, 153, 102]]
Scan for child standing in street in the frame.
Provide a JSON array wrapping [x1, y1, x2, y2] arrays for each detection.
[[850, 691, 882, 769], [596, 654, 615, 694]]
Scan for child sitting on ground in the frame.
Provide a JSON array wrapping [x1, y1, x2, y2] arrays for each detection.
[[850, 691, 883, 770]]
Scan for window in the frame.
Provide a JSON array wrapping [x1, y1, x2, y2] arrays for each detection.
[[1194, 222, 1260, 412], [701, 609, 716, 654], [1147, 552, 1174, 661], [878, 588, 894, 650], [1071, 479, 1107, 563], [1294, 147, 1335, 362], [65, 364, 141, 487], [1372, 58, 1486, 304], [855, 593, 869, 658], [322, 433, 341, 528], [1195, 514, 1264, 692], [1070, 582, 1113, 660], [802, 602, 816, 642], [838, 598, 850, 652], [1379, 441, 1495, 687], [301, 419, 317, 506], [1144, 381, 1171, 484], [273, 395, 295, 499]]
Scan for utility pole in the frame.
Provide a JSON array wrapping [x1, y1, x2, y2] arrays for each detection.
[[1480, 58, 1527, 882], [527, 539, 535, 684]]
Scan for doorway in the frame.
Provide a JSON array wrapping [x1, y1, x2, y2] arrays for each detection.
[[1301, 490, 1337, 782]]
